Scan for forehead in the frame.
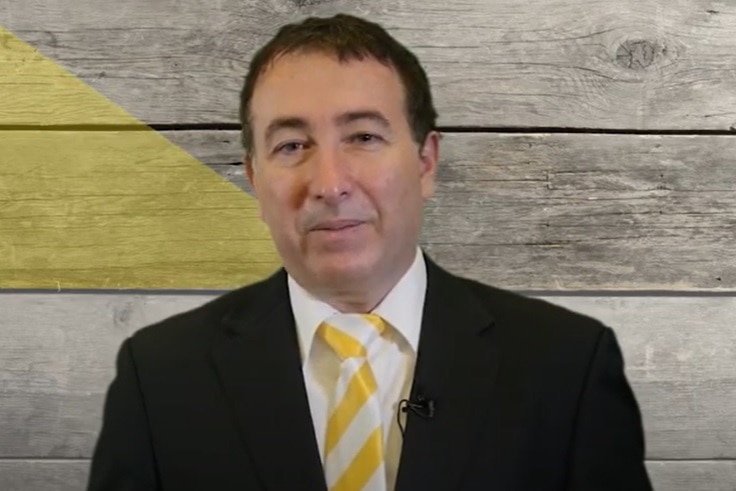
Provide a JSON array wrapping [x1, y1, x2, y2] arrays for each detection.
[[249, 51, 407, 131]]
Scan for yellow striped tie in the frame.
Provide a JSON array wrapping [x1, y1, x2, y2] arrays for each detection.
[[318, 313, 387, 491]]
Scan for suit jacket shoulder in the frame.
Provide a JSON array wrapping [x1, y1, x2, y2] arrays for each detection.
[[451, 270, 610, 362], [127, 268, 288, 360]]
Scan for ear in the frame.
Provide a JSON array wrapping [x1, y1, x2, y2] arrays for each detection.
[[419, 130, 440, 200]]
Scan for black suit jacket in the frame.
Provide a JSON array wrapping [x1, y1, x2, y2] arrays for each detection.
[[88, 254, 653, 490]]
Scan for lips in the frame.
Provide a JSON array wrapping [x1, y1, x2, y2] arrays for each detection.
[[311, 219, 365, 231]]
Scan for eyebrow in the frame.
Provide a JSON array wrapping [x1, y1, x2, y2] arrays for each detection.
[[335, 110, 392, 130], [263, 110, 393, 146], [264, 117, 308, 147]]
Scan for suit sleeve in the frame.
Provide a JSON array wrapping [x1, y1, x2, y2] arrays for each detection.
[[87, 337, 160, 491], [567, 326, 653, 491]]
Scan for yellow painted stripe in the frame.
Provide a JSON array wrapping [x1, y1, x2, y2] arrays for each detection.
[[324, 361, 377, 456], [330, 426, 383, 491], [0, 26, 280, 289], [0, 26, 141, 126]]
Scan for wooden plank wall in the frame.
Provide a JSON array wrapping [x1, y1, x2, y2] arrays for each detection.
[[1, 0, 735, 489]]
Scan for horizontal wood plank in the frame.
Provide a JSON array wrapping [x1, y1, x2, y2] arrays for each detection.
[[0, 294, 211, 459], [549, 296, 736, 460], [646, 461, 736, 491], [0, 460, 733, 491], [0, 460, 89, 491], [2, 131, 734, 290], [0, 129, 280, 290], [2, 0, 736, 129], [0, 460, 734, 491], [168, 130, 736, 291], [0, 293, 733, 460]]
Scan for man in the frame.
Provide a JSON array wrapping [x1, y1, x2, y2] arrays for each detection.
[[88, 14, 653, 491]]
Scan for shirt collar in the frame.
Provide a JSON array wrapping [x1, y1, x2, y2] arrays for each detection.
[[288, 247, 427, 361]]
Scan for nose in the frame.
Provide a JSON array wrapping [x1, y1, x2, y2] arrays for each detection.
[[308, 146, 352, 205]]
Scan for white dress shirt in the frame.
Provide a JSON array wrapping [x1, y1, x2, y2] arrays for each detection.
[[287, 247, 427, 490]]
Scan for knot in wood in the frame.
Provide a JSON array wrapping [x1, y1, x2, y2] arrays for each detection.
[[290, 0, 327, 6], [113, 302, 134, 328], [616, 40, 658, 70]]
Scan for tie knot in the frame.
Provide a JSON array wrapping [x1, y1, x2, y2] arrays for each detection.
[[317, 313, 386, 361]]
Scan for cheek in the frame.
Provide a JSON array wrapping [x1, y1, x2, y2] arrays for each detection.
[[259, 177, 305, 225], [394, 164, 425, 200], [369, 174, 418, 220], [370, 159, 419, 198]]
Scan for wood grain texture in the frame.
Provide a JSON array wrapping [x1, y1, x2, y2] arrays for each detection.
[[646, 461, 736, 491], [0, 293, 733, 460], [2, 0, 736, 129], [0, 460, 734, 491], [0, 460, 90, 491], [549, 296, 736, 460], [165, 130, 736, 291], [0, 25, 142, 126], [0, 129, 280, 290], [3, 130, 733, 291], [0, 294, 211, 458]]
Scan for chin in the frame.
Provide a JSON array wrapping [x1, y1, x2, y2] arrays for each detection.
[[311, 250, 376, 284]]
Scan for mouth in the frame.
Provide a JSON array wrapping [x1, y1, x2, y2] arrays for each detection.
[[310, 219, 365, 232]]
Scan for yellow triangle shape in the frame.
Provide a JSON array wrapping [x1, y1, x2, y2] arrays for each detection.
[[0, 26, 281, 289], [0, 26, 141, 126]]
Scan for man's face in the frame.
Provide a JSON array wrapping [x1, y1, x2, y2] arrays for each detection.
[[245, 51, 438, 298]]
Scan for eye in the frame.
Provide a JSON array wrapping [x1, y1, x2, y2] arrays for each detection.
[[275, 141, 306, 155], [350, 133, 383, 144]]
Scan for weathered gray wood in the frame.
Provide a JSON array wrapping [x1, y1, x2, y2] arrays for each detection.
[[548, 296, 736, 460], [0, 293, 734, 460], [165, 130, 736, 291], [3, 130, 733, 290], [3, 0, 736, 129], [0, 460, 733, 491], [0, 294, 212, 458], [0, 460, 89, 491], [646, 461, 736, 491]]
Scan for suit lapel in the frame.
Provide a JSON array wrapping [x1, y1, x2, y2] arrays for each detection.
[[395, 255, 500, 490], [209, 270, 327, 491]]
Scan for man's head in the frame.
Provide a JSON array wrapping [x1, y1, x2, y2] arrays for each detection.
[[239, 14, 441, 311]]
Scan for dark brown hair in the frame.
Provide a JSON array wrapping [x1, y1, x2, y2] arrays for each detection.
[[238, 14, 438, 159]]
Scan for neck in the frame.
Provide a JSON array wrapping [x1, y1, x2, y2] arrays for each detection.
[[319, 280, 393, 313], [296, 248, 417, 313]]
